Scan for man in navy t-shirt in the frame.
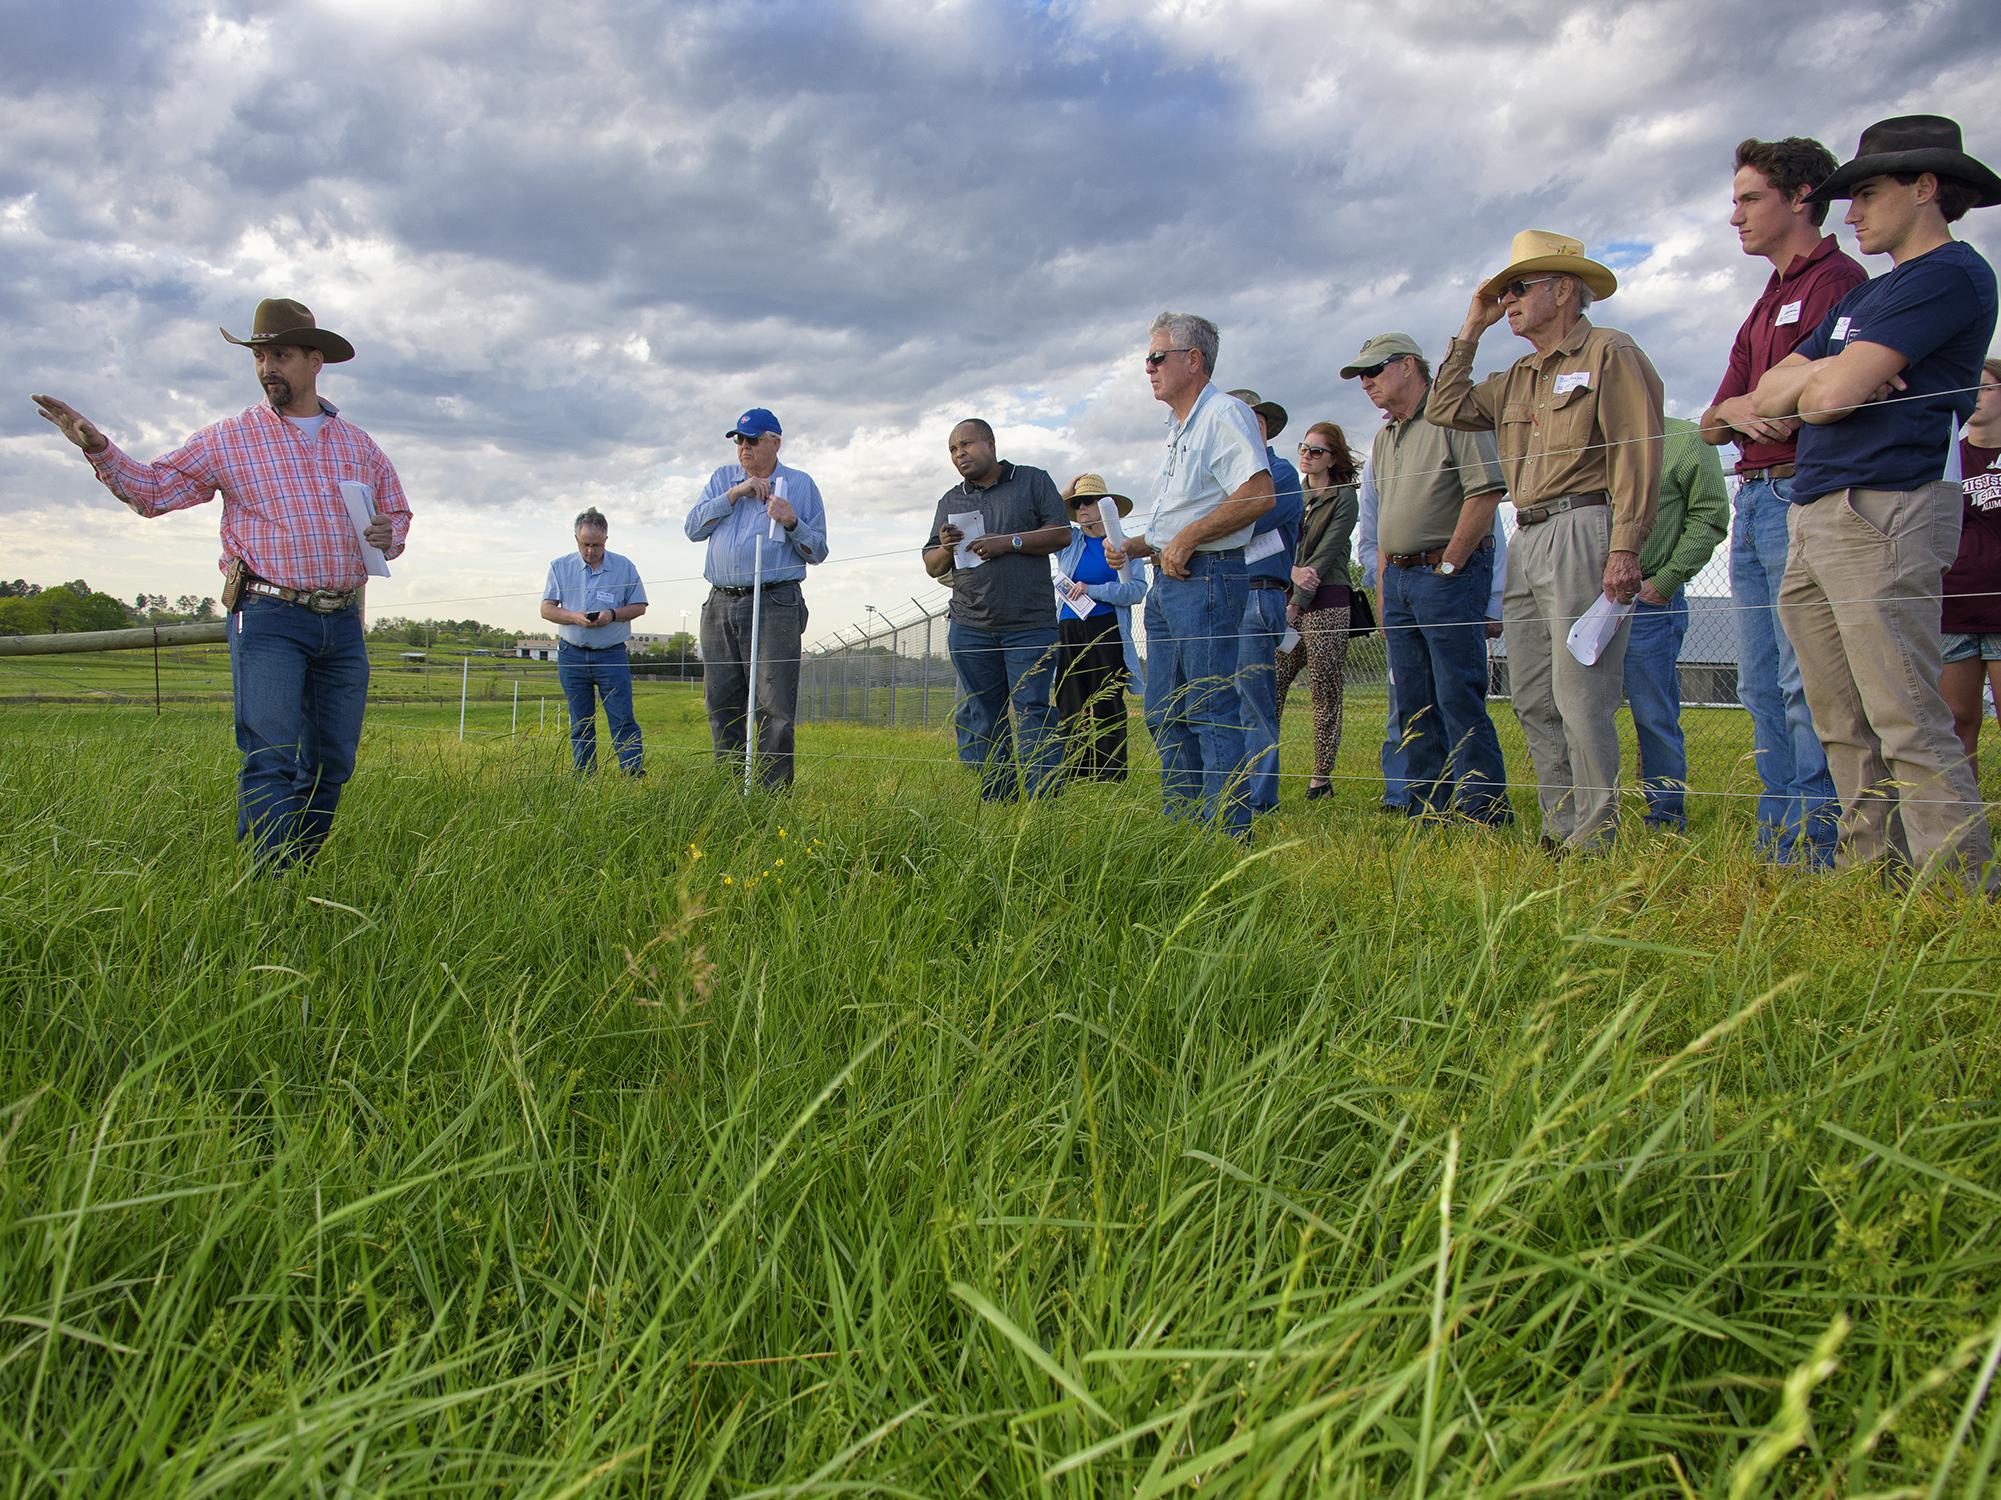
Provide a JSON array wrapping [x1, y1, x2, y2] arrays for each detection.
[[1752, 114, 1999, 891]]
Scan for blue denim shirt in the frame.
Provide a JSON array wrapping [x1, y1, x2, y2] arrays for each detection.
[[684, 460, 830, 586], [1246, 448, 1303, 583], [1055, 529, 1149, 691]]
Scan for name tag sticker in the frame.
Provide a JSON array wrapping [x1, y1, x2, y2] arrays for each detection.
[[1244, 530, 1284, 564], [1553, 371, 1592, 395], [1832, 316, 1852, 341], [1775, 300, 1803, 327]]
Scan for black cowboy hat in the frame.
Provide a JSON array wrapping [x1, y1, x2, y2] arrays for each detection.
[[1807, 115, 2000, 208]]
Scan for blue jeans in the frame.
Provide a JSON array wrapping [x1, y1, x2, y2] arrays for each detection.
[[948, 621, 1061, 801], [1732, 477, 1838, 863], [558, 642, 643, 773], [1236, 585, 1288, 813], [1623, 589, 1689, 828], [1380, 648, 1412, 807], [1143, 550, 1250, 837], [228, 596, 369, 868], [1381, 550, 1510, 822]]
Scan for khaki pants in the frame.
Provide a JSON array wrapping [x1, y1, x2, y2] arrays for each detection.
[[1504, 505, 1629, 849], [1778, 483, 1995, 890]]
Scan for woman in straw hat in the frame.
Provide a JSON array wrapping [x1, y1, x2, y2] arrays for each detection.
[[1275, 423, 1362, 798], [1053, 474, 1150, 779]]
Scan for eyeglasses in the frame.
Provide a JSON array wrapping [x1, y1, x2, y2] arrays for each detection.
[[1297, 444, 1334, 458], [1499, 276, 1558, 301], [1144, 347, 1193, 369], [731, 433, 765, 446]]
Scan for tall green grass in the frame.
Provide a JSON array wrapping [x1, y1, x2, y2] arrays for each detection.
[[2, 699, 1998, 1496]]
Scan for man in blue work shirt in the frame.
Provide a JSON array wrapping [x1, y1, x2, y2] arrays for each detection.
[[541, 507, 649, 774], [684, 407, 831, 789], [1227, 389, 1303, 815]]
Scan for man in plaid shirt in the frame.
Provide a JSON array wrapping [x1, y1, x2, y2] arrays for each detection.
[[34, 297, 413, 869]]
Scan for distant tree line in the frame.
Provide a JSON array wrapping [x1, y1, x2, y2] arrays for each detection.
[[0, 579, 214, 636], [367, 616, 519, 650]]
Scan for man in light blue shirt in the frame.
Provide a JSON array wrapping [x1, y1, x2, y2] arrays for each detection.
[[684, 407, 830, 788], [541, 507, 649, 773], [1105, 313, 1274, 836], [1227, 389, 1304, 815]]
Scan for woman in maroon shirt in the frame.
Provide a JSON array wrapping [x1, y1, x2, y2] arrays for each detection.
[[1941, 357, 2001, 780]]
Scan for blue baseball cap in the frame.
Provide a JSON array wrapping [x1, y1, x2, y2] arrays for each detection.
[[726, 407, 782, 439]]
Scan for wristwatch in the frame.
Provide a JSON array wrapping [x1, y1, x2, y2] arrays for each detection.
[[1438, 560, 1458, 577], [1011, 534, 1022, 552]]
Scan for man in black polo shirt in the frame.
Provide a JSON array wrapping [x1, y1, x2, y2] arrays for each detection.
[[921, 419, 1071, 800]]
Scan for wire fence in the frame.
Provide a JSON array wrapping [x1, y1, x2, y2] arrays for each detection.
[[5, 511, 1997, 809]]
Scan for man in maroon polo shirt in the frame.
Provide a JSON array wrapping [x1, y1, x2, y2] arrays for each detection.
[[1699, 136, 1867, 868]]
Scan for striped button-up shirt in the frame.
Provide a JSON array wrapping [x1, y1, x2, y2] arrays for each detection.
[[86, 400, 413, 591]]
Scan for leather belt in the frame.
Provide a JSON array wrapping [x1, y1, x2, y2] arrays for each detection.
[[1738, 463, 1796, 482], [1387, 536, 1496, 568], [244, 577, 361, 614], [1248, 578, 1289, 590], [712, 580, 799, 598], [1515, 492, 1609, 527]]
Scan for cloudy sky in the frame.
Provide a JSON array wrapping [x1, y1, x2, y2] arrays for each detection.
[[3, 0, 1997, 643]]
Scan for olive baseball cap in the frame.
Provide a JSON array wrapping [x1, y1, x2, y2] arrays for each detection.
[[1339, 332, 1426, 379]]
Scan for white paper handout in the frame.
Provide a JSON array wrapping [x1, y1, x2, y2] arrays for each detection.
[[1279, 626, 1301, 653], [1566, 593, 1634, 666], [948, 510, 986, 569], [766, 475, 786, 543], [1244, 529, 1284, 564], [1096, 499, 1132, 581], [337, 480, 390, 577], [1052, 573, 1094, 620], [1552, 371, 1592, 396]]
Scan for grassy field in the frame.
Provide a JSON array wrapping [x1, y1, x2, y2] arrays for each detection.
[[3, 688, 2000, 1497]]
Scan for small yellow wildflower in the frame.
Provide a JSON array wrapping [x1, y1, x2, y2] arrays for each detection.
[[688, 844, 703, 860], [774, 858, 784, 868], [722, 874, 733, 886], [778, 827, 789, 838]]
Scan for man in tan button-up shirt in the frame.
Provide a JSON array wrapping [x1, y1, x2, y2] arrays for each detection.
[[1428, 230, 1665, 852]]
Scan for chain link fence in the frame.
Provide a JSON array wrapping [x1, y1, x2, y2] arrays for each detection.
[[801, 519, 1744, 716], [793, 522, 2001, 803]]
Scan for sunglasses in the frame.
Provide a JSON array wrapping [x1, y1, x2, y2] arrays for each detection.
[[1352, 354, 1405, 380], [1297, 444, 1334, 458], [1499, 276, 1557, 301], [731, 433, 765, 446], [1144, 347, 1193, 369]]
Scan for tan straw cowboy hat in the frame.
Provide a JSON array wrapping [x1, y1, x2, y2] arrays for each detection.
[[1478, 230, 1619, 302], [219, 297, 355, 364], [1066, 472, 1134, 516]]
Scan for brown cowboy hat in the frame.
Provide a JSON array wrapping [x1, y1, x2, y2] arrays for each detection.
[[1226, 388, 1288, 440], [1477, 230, 1618, 302], [1806, 114, 2001, 207], [1066, 472, 1133, 516], [219, 297, 355, 363]]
